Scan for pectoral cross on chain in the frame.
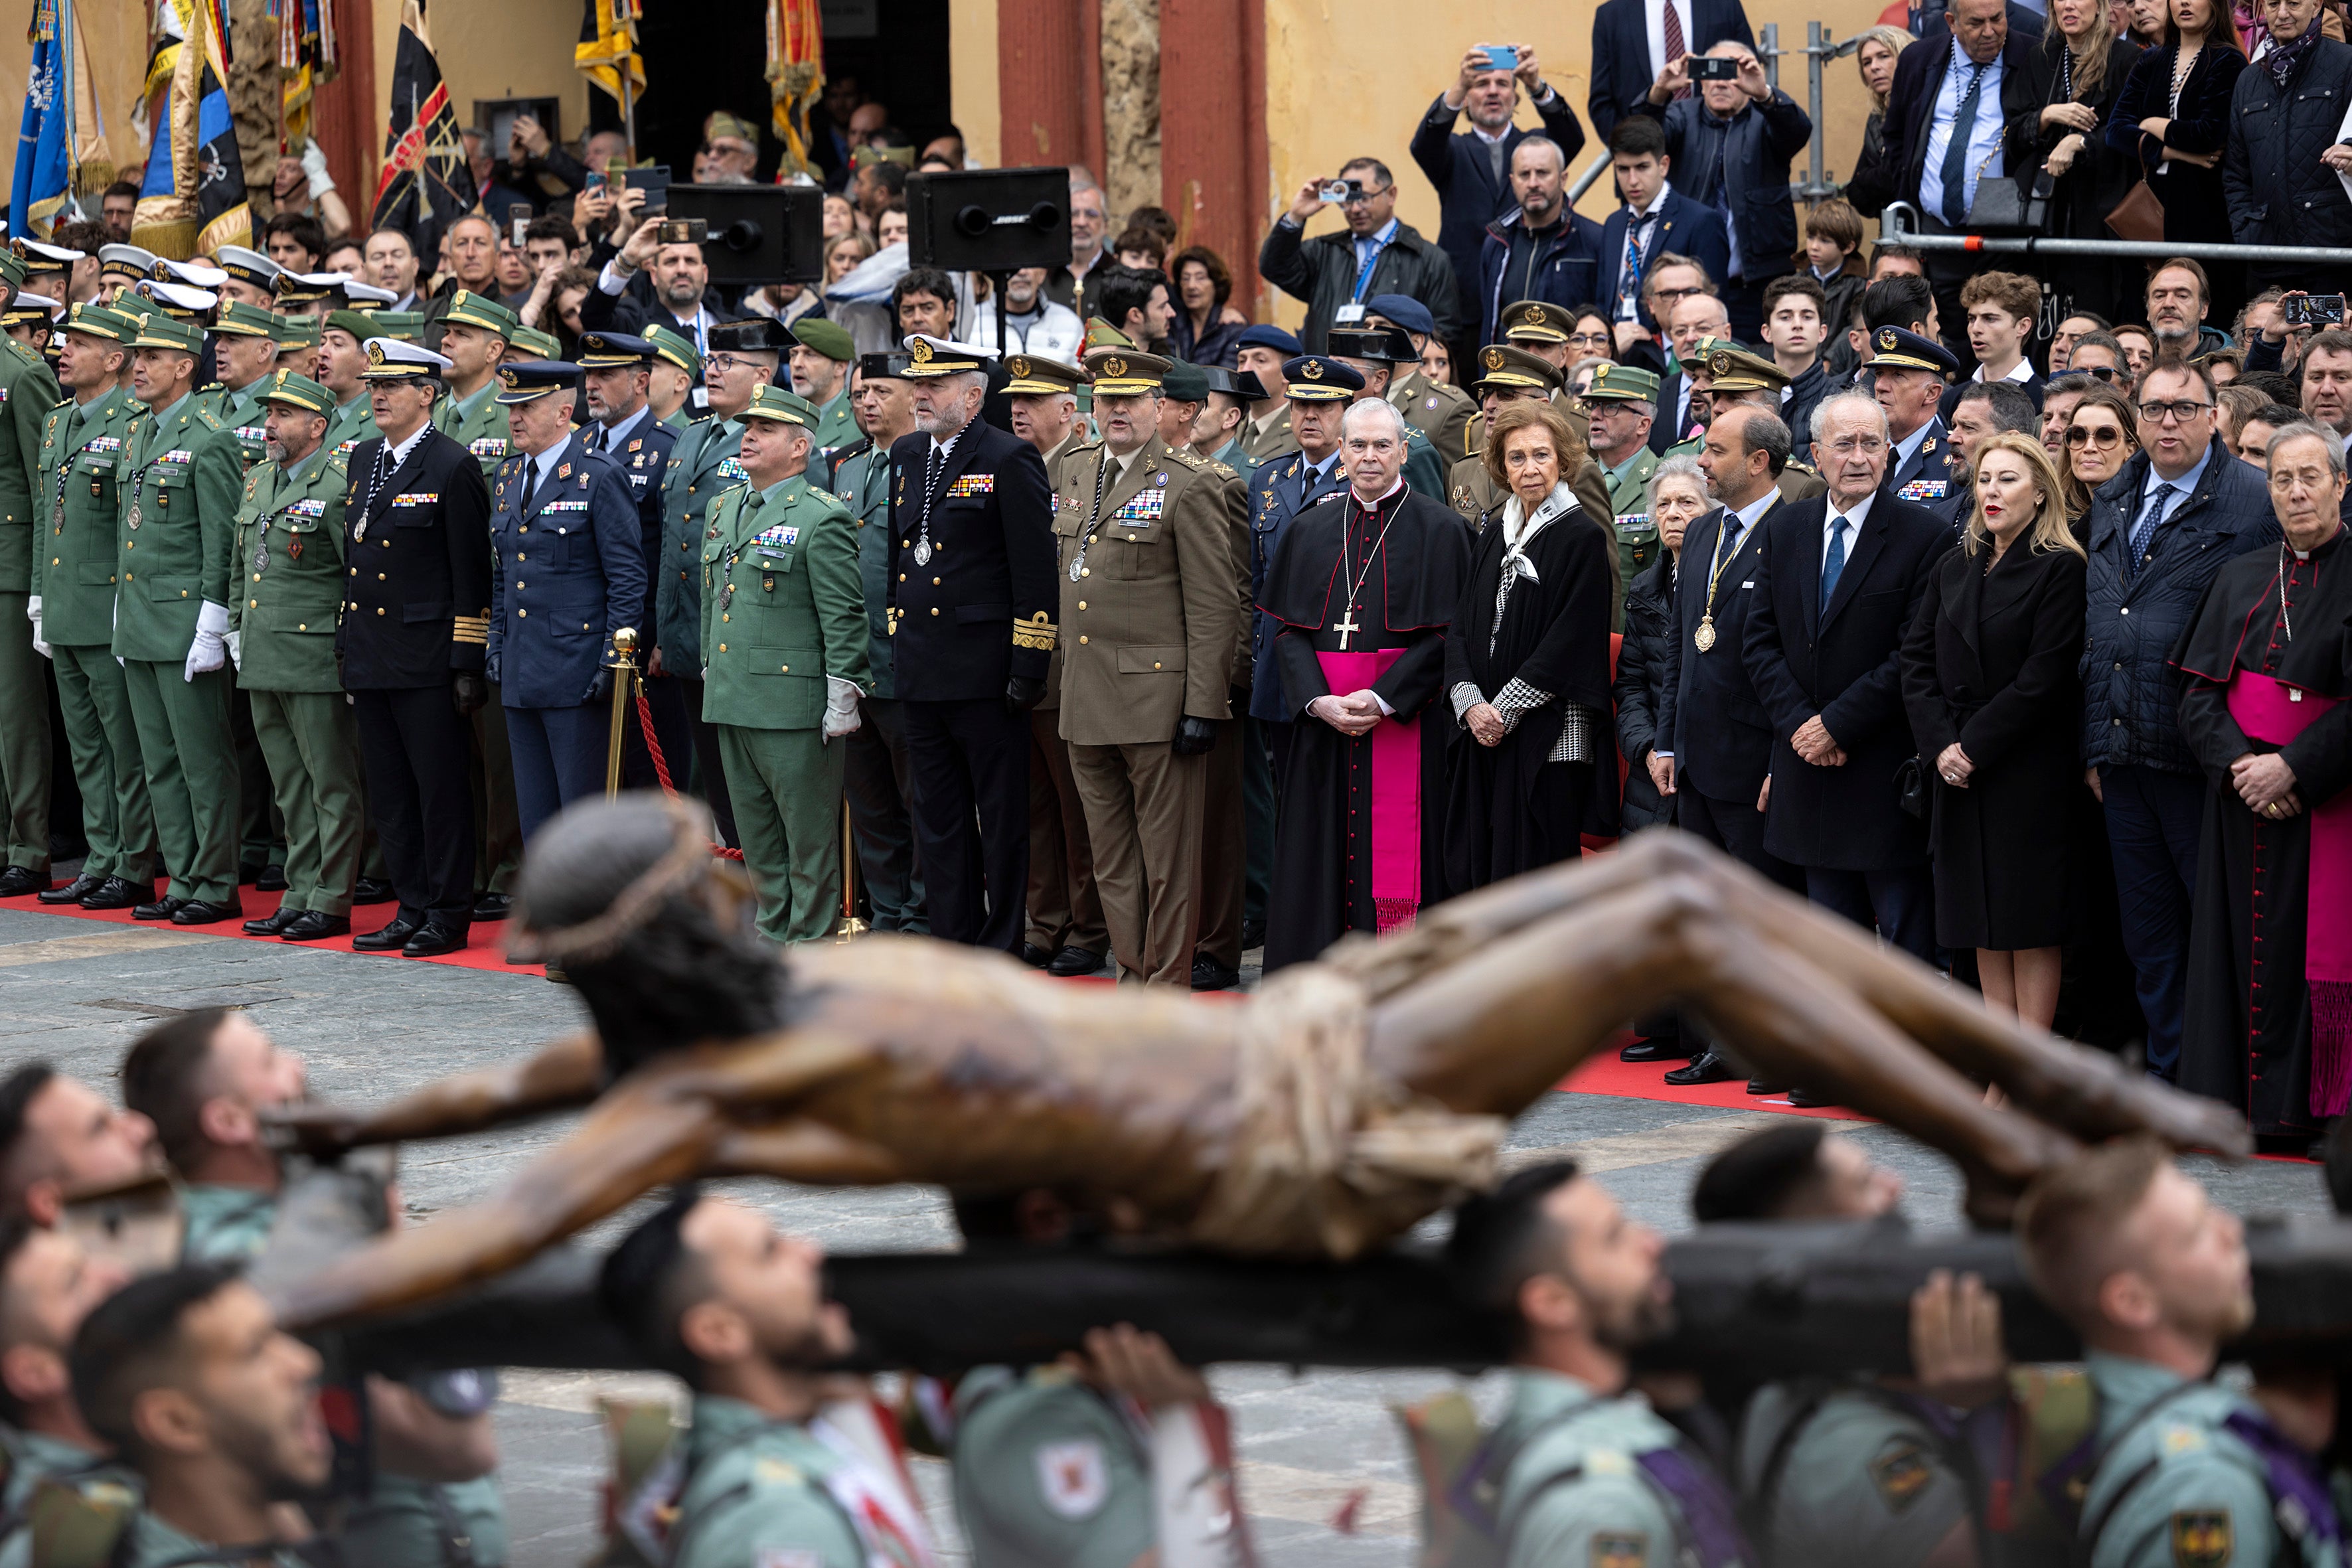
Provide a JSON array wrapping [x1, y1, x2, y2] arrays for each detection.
[[1332, 607, 1361, 650]]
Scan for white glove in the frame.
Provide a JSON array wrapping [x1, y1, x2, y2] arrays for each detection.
[[299, 137, 336, 196], [821, 676, 862, 740], [224, 629, 242, 672], [185, 599, 230, 681], [27, 595, 47, 660]]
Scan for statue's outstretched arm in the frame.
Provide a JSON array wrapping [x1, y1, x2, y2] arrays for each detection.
[[268, 1032, 606, 1157]]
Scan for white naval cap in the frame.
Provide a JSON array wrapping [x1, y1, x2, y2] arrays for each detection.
[[360, 337, 454, 379]]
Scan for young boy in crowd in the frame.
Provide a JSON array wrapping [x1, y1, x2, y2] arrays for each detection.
[[1761, 274, 1832, 460], [1946, 269, 2043, 419]]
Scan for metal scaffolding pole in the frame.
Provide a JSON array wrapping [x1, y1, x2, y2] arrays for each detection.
[[1881, 201, 2352, 266]]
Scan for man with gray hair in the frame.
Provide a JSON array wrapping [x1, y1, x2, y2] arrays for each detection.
[[1474, 134, 1605, 349]]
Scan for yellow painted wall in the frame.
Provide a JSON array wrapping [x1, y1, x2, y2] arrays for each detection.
[[951, 0, 1003, 167]]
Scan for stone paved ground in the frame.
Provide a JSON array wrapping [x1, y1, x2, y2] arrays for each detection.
[[0, 902, 2329, 1566]]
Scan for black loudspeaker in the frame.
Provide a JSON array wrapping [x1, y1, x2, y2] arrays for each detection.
[[663, 185, 827, 285], [907, 167, 1071, 274]]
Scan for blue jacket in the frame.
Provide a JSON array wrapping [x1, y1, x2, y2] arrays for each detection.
[[1595, 190, 1731, 329], [1886, 417, 1951, 507], [1245, 449, 1350, 722], [593, 410, 676, 634], [1476, 207, 1608, 351], [2080, 435, 2277, 775], [486, 433, 647, 709], [2221, 37, 2352, 251], [1408, 88, 1589, 337], [1588, 0, 1756, 142], [1629, 90, 1811, 284]]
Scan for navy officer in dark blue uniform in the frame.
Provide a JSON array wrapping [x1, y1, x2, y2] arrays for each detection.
[[337, 337, 495, 959], [884, 334, 1057, 951], [485, 360, 647, 846], [1245, 355, 1358, 789]]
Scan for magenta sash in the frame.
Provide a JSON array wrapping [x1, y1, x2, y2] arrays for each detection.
[[1319, 648, 1420, 932], [2227, 671, 2352, 1115]]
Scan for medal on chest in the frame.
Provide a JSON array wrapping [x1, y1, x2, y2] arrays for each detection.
[[252, 543, 270, 577], [1694, 618, 1717, 652], [913, 536, 932, 566]]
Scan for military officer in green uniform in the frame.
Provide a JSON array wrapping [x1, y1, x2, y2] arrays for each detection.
[[1326, 326, 1450, 501], [700, 385, 872, 945], [31, 303, 158, 911], [198, 303, 281, 469], [114, 311, 245, 924], [1584, 362, 1666, 601], [226, 373, 363, 943], [1366, 293, 1476, 469], [787, 317, 860, 471], [1447, 345, 1623, 625], [0, 251, 60, 898], [272, 312, 321, 380], [1684, 344, 1826, 507], [644, 324, 699, 435], [318, 309, 381, 460]]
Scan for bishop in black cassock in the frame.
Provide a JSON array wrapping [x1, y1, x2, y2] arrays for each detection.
[[2175, 435, 2352, 1141], [1258, 473, 1471, 971]]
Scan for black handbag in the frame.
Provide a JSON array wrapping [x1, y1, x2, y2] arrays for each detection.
[[1965, 167, 2053, 233], [1895, 755, 1930, 820]]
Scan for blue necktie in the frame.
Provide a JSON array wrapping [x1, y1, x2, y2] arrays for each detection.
[[1820, 514, 1849, 617], [2127, 483, 2176, 574], [1939, 59, 1988, 225]]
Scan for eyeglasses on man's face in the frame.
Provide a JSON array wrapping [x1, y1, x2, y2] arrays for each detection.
[[2137, 399, 2213, 425]]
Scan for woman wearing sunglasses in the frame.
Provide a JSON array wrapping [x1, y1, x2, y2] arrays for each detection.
[[2060, 381, 2142, 526]]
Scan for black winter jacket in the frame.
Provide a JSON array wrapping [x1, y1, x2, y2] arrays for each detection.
[[1257, 218, 1460, 353], [1615, 550, 1678, 830], [2223, 37, 2352, 249]]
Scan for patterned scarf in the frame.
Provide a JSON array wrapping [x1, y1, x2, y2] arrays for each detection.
[[2266, 13, 2323, 89]]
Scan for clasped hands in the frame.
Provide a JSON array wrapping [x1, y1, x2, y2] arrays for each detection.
[[2232, 750, 2302, 819], [1793, 714, 1845, 767], [1309, 689, 1385, 737]]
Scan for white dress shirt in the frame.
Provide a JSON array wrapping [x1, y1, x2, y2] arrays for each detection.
[[1646, 0, 1696, 78], [1823, 489, 1875, 566], [1919, 37, 2006, 224]]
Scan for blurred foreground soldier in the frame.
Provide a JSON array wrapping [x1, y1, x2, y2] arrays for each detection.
[[1259, 398, 1470, 968], [1366, 292, 1475, 467], [0, 1219, 133, 1528], [1052, 349, 1238, 986], [340, 339, 493, 957], [2175, 422, 2352, 1141], [2015, 1138, 2337, 1568], [66, 1267, 332, 1568], [0, 1062, 156, 1225], [33, 303, 157, 911], [886, 335, 1057, 952], [701, 387, 871, 945], [1443, 1161, 1755, 1568], [487, 360, 644, 856], [116, 312, 244, 925], [228, 374, 362, 942], [0, 251, 60, 898]]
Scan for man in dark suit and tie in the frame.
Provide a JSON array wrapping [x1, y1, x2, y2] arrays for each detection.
[[1654, 403, 1801, 1084], [1743, 388, 1950, 971], [336, 339, 493, 958], [1596, 118, 1731, 366], [1588, 0, 1757, 143], [1409, 42, 1588, 368], [885, 335, 1058, 953]]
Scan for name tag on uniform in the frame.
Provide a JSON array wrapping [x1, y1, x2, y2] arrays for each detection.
[[390, 492, 439, 507], [1110, 491, 1166, 526], [1897, 479, 1948, 502], [718, 457, 749, 481], [1614, 512, 1651, 537], [469, 437, 509, 460], [946, 474, 994, 498]]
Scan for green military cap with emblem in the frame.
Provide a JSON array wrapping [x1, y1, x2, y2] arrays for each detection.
[[442, 289, 520, 337], [273, 313, 322, 349], [362, 337, 453, 380], [258, 369, 336, 416], [61, 301, 133, 341], [127, 312, 204, 354], [507, 324, 562, 359], [0, 249, 31, 290], [644, 323, 701, 376], [1002, 352, 1085, 396], [371, 311, 426, 342], [1082, 317, 1133, 352], [791, 317, 855, 362], [1501, 299, 1575, 344], [1705, 343, 1789, 394], [1583, 362, 1661, 402], [740, 384, 819, 425], [1083, 346, 1170, 396], [212, 300, 279, 339], [1469, 343, 1562, 394]]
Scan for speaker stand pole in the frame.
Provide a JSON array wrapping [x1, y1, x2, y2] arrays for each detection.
[[993, 270, 1010, 356]]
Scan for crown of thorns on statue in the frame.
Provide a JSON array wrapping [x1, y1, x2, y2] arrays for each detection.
[[505, 794, 731, 965]]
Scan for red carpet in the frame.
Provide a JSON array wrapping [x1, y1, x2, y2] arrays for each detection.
[[1559, 1045, 1866, 1121], [0, 882, 542, 976]]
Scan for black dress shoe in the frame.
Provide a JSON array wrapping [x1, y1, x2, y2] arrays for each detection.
[[244, 905, 306, 935], [1191, 957, 1241, 992], [352, 917, 421, 952], [401, 919, 470, 958], [1747, 1077, 1790, 1096], [1019, 941, 1055, 969], [1785, 1086, 1835, 1109], [255, 864, 287, 892], [0, 866, 48, 898], [171, 899, 243, 925], [471, 892, 513, 921], [238, 860, 268, 886], [39, 873, 102, 905], [1048, 945, 1105, 978], [1664, 1052, 1738, 1087], [352, 877, 398, 905], [278, 911, 351, 942], [81, 876, 149, 910], [1620, 1038, 1693, 1063], [1241, 918, 1266, 951], [133, 895, 186, 921]]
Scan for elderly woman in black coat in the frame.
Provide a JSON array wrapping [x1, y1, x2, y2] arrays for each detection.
[[1614, 455, 1710, 833], [1442, 400, 1615, 891], [2222, 0, 2352, 291], [1901, 431, 2088, 1032]]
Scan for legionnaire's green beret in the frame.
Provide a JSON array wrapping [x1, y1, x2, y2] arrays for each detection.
[[790, 318, 854, 362]]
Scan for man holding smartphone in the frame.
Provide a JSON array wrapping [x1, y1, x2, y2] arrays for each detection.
[[1259, 158, 1459, 354]]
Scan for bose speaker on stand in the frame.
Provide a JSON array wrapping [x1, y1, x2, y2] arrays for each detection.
[[665, 185, 828, 285], [906, 167, 1071, 353]]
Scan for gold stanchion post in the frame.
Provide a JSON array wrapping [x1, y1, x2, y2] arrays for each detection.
[[834, 800, 868, 941], [604, 627, 638, 799]]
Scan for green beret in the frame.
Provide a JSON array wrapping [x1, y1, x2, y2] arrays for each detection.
[[790, 317, 854, 362], [1160, 360, 1212, 403], [323, 309, 377, 342]]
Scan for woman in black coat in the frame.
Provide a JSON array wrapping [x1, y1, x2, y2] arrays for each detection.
[[2012, 0, 2142, 317], [1900, 433, 2088, 1032], [2104, 0, 2246, 250], [1614, 455, 1709, 832]]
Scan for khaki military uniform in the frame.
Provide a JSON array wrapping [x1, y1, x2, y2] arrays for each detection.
[[1447, 454, 1626, 631], [432, 382, 519, 900], [666, 1397, 866, 1568], [33, 389, 157, 890], [229, 445, 364, 917], [0, 338, 60, 882], [1387, 365, 1476, 469], [1238, 405, 1294, 463], [1026, 435, 1106, 961], [700, 475, 872, 944], [1052, 437, 1240, 985]]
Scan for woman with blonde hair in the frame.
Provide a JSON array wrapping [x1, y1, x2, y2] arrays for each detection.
[[1901, 433, 2089, 1030], [1844, 24, 1915, 210]]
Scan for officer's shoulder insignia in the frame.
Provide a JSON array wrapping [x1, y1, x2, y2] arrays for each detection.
[[1590, 1531, 1648, 1568], [1585, 1448, 1632, 1477], [2159, 1423, 2207, 1456], [194, 407, 226, 431], [1867, 1439, 1932, 1512], [199, 381, 223, 393], [1170, 447, 1206, 470], [1208, 460, 1237, 480], [627, 437, 643, 451], [1035, 1438, 1109, 1519], [2169, 1509, 2231, 1567], [1788, 457, 1818, 474], [750, 1456, 803, 1488]]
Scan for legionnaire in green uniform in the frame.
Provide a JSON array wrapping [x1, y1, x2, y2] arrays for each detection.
[[0, 1220, 136, 1564], [1326, 327, 1450, 501], [598, 1195, 876, 1568], [200, 303, 281, 470], [788, 317, 860, 475], [272, 313, 321, 381], [700, 386, 872, 945], [31, 303, 159, 911], [1366, 293, 1476, 469], [2017, 1140, 2344, 1568], [0, 251, 61, 898], [227, 373, 364, 942], [643, 324, 699, 435], [1448, 345, 1624, 627], [318, 310, 381, 461], [1584, 362, 1666, 603], [113, 312, 246, 925], [1441, 1162, 1757, 1568]]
